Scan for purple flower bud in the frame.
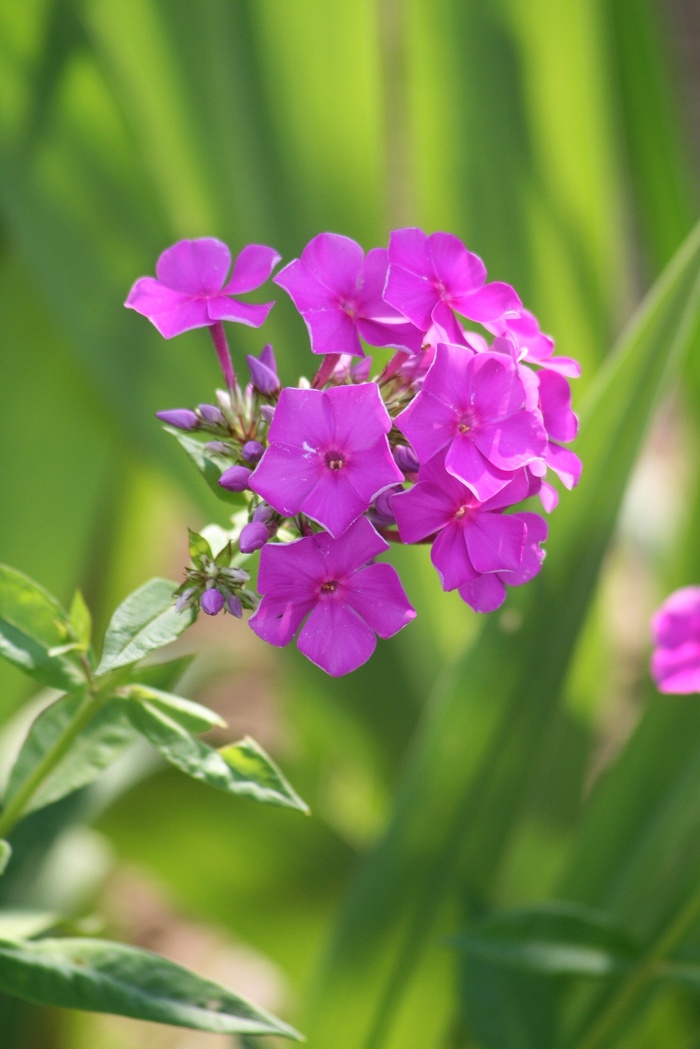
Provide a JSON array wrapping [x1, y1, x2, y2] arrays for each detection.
[[197, 403, 225, 427], [252, 503, 274, 524], [242, 440, 265, 464], [220, 565, 250, 585], [206, 441, 232, 455], [219, 465, 252, 492], [393, 443, 420, 475], [175, 586, 197, 612], [247, 344, 280, 395], [240, 520, 270, 553], [370, 486, 401, 527], [225, 594, 243, 618], [156, 409, 199, 431], [260, 404, 275, 424], [201, 588, 224, 616]]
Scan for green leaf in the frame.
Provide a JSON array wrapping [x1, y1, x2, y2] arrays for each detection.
[[0, 937, 301, 1038], [3, 692, 136, 816], [166, 428, 244, 505], [0, 911, 58, 941], [0, 841, 11, 876], [96, 579, 196, 675], [124, 701, 309, 812], [0, 564, 86, 691], [188, 528, 212, 568], [69, 589, 92, 649], [125, 683, 226, 733], [125, 654, 195, 693], [450, 903, 637, 977]]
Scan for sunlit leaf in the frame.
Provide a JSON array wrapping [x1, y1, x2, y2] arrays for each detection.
[[0, 936, 301, 1038], [96, 578, 195, 675], [125, 683, 226, 734]]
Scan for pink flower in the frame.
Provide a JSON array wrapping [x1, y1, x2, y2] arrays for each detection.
[[384, 228, 521, 343], [394, 343, 548, 501], [249, 517, 416, 676], [273, 233, 424, 356], [125, 238, 280, 338], [249, 384, 403, 538], [651, 587, 700, 693]]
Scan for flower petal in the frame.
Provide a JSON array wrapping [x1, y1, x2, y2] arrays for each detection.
[[206, 297, 274, 328], [298, 600, 376, 676], [155, 238, 231, 294], [458, 573, 507, 613], [464, 511, 525, 573], [125, 278, 211, 338], [248, 586, 316, 647], [224, 244, 281, 294], [343, 562, 416, 638]]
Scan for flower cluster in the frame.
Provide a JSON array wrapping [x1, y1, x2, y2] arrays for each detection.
[[126, 230, 581, 675]]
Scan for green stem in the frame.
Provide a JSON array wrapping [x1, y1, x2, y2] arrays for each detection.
[[0, 690, 101, 839], [572, 886, 700, 1049]]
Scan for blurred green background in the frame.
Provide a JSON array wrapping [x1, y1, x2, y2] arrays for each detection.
[[2, 1, 700, 1047]]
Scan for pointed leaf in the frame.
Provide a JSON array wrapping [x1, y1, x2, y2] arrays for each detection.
[[0, 564, 85, 691], [188, 528, 212, 568], [96, 579, 196, 675], [125, 683, 226, 733], [126, 654, 195, 693], [0, 911, 58, 941], [450, 903, 637, 977], [3, 692, 135, 816], [69, 589, 92, 649], [0, 937, 301, 1038], [124, 701, 308, 812]]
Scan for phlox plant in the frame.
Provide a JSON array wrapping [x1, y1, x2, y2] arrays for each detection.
[[125, 229, 582, 677]]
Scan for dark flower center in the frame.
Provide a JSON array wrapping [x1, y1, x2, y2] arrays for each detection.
[[325, 450, 345, 471], [457, 408, 477, 434], [321, 580, 339, 593], [454, 505, 468, 520]]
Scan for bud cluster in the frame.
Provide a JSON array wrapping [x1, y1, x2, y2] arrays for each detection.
[[126, 230, 581, 675]]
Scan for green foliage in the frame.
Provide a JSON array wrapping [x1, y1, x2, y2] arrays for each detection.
[[95, 578, 196, 675], [0, 937, 301, 1038]]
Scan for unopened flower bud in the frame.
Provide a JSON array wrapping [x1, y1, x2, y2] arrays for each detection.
[[175, 586, 197, 613], [247, 344, 280, 395], [219, 465, 251, 492], [206, 441, 232, 455], [156, 409, 199, 431], [370, 486, 401, 527], [201, 587, 224, 616], [240, 520, 270, 553], [219, 565, 250, 586], [225, 594, 243, 618], [242, 440, 265, 464], [393, 444, 420, 475], [259, 404, 275, 424], [252, 503, 274, 524], [197, 403, 225, 427]]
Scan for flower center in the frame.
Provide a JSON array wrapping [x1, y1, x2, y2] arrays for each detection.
[[339, 297, 358, 319], [454, 505, 468, 520], [325, 450, 346, 471], [321, 580, 339, 593], [457, 408, 477, 435]]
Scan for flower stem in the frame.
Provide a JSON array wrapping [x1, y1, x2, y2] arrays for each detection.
[[0, 689, 101, 840], [311, 354, 341, 389], [572, 885, 700, 1049], [209, 321, 237, 393]]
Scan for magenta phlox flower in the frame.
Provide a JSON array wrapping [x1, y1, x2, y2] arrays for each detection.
[[249, 383, 403, 538], [125, 238, 281, 338], [384, 228, 522, 343], [249, 516, 416, 676], [273, 233, 424, 357], [650, 587, 700, 693], [457, 511, 548, 612], [392, 453, 533, 592], [395, 343, 548, 501]]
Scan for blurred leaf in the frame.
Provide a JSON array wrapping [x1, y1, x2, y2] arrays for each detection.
[[3, 692, 135, 817], [451, 903, 637, 977], [0, 936, 301, 1038], [188, 527, 213, 568], [0, 842, 11, 876], [96, 578, 196, 675], [0, 564, 86, 692], [125, 682, 226, 733], [126, 654, 195, 692], [124, 700, 309, 812], [0, 911, 57, 941], [69, 590, 92, 650]]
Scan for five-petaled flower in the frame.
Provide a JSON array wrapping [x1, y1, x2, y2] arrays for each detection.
[[125, 237, 281, 338], [249, 384, 403, 538], [249, 516, 416, 676]]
